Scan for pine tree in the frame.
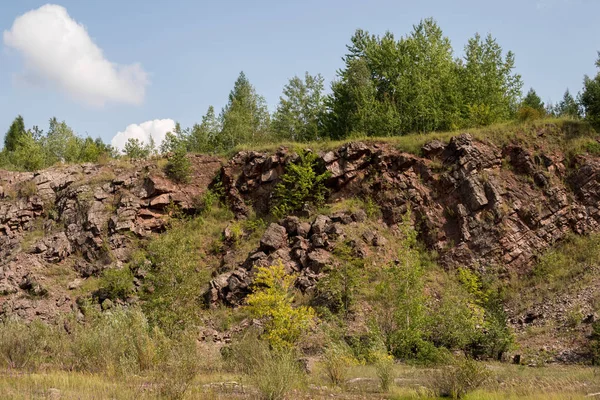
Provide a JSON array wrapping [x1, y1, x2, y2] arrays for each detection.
[[188, 106, 220, 153], [218, 72, 270, 150], [556, 89, 581, 118], [522, 88, 545, 114], [4, 115, 26, 152]]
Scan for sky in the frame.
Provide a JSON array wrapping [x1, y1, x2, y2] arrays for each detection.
[[0, 0, 599, 150]]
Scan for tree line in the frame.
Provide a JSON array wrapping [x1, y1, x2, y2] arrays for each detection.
[[3, 19, 600, 171]]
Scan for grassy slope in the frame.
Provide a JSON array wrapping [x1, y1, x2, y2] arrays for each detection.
[[231, 118, 599, 158]]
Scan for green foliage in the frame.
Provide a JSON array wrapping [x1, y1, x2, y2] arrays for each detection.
[[99, 267, 135, 301], [272, 150, 330, 218], [164, 144, 192, 183], [517, 106, 543, 122], [314, 242, 363, 317], [140, 216, 221, 334], [154, 333, 200, 399], [369, 212, 434, 361], [123, 138, 151, 159], [187, 106, 220, 153], [218, 71, 271, 151], [4, 115, 26, 152], [246, 264, 316, 350], [373, 351, 395, 392], [589, 321, 600, 365], [251, 348, 305, 400], [326, 20, 522, 138], [224, 333, 305, 400], [0, 319, 54, 370], [522, 88, 545, 114], [581, 53, 600, 130], [1, 116, 112, 171], [273, 72, 326, 142], [69, 307, 161, 375], [556, 89, 581, 119], [321, 341, 358, 386], [431, 356, 491, 399]]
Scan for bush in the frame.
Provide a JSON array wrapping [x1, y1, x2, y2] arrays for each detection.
[[321, 342, 357, 387], [70, 307, 160, 375], [0, 319, 54, 370], [165, 147, 192, 183], [251, 349, 305, 400], [155, 334, 199, 400], [517, 106, 543, 122], [246, 264, 316, 350], [272, 150, 330, 219], [98, 267, 134, 300], [223, 333, 304, 400], [374, 351, 395, 392], [431, 357, 490, 399]]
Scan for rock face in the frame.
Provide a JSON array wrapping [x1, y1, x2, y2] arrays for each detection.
[[2, 131, 600, 322], [0, 155, 222, 321], [219, 133, 600, 276], [207, 210, 366, 307]]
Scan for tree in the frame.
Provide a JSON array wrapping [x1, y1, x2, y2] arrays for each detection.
[[522, 88, 545, 114], [246, 263, 316, 350], [402, 19, 462, 132], [370, 212, 430, 359], [124, 138, 150, 159], [218, 72, 270, 151], [556, 89, 581, 119], [4, 115, 26, 152], [187, 106, 220, 153], [580, 53, 600, 130], [459, 33, 523, 126], [273, 72, 326, 142]]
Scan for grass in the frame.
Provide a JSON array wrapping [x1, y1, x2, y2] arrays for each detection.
[[229, 118, 598, 159], [0, 362, 596, 399], [505, 233, 600, 314]]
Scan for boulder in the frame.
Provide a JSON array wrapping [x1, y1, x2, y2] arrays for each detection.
[[259, 223, 288, 252]]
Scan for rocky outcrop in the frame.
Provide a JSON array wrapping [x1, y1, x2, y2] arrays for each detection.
[[219, 134, 600, 277], [206, 209, 376, 307], [0, 155, 222, 320]]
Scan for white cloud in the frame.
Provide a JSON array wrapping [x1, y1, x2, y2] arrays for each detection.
[[3, 4, 148, 107], [112, 119, 176, 153]]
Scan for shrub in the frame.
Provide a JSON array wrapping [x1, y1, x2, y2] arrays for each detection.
[[321, 342, 358, 387], [251, 349, 305, 400], [272, 149, 330, 219], [155, 334, 199, 400], [517, 106, 543, 122], [70, 307, 160, 375], [165, 147, 192, 184], [98, 267, 134, 300], [431, 357, 490, 399], [373, 351, 395, 392], [0, 319, 54, 370], [246, 264, 316, 350]]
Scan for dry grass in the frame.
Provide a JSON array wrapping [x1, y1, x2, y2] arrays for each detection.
[[0, 362, 597, 399]]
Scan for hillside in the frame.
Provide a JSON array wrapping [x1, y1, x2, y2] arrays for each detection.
[[1, 119, 600, 398]]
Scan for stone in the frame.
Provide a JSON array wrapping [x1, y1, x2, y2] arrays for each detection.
[[311, 215, 331, 235], [351, 209, 367, 223], [281, 216, 301, 236], [306, 249, 331, 273], [296, 222, 311, 237], [461, 176, 488, 211], [259, 223, 288, 252]]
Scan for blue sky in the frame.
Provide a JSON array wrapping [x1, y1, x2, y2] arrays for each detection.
[[1, 0, 599, 149]]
